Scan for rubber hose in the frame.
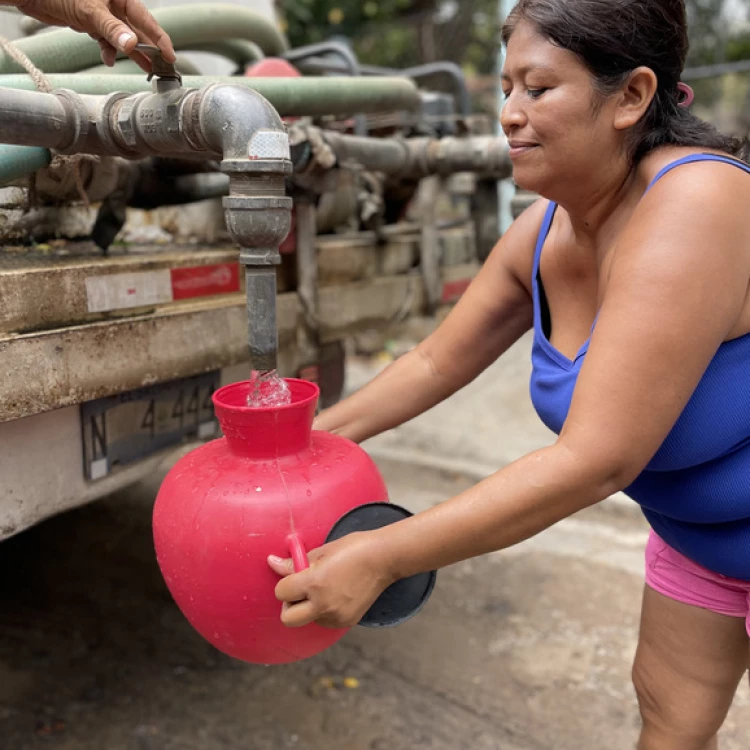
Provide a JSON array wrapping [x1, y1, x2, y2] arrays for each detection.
[[0, 75, 421, 116], [185, 40, 265, 66], [84, 55, 202, 76], [0, 143, 51, 185]]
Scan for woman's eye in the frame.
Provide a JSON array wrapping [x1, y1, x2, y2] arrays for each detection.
[[501, 89, 511, 100], [528, 88, 548, 99]]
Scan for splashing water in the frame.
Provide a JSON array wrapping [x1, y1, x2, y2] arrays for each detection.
[[246, 370, 292, 408]]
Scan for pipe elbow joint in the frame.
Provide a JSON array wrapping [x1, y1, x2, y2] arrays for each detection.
[[195, 84, 293, 261], [196, 83, 286, 161]]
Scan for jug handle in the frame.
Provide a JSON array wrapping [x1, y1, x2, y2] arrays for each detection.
[[286, 532, 310, 572]]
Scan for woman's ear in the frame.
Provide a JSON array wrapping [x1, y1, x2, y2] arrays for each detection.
[[613, 66, 658, 130]]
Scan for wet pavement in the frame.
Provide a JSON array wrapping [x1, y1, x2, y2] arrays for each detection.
[[0, 333, 748, 749]]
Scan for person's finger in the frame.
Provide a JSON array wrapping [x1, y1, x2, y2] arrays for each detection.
[[95, 37, 117, 67], [120, 0, 176, 63], [273, 571, 311, 604], [88, 11, 136, 59], [267, 555, 295, 577], [280, 600, 318, 628]]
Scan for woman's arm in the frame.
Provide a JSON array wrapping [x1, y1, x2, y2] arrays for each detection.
[[313, 200, 546, 443], [273, 161, 750, 628]]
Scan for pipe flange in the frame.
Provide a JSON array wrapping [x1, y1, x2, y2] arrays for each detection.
[[109, 91, 151, 154], [221, 158, 293, 175], [98, 91, 136, 157], [223, 194, 292, 250], [222, 195, 292, 209], [50, 88, 88, 152], [239, 248, 281, 266]]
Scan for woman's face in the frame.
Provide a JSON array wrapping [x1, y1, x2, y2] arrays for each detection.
[[501, 20, 622, 196]]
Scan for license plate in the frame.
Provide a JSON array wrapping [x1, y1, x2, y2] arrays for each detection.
[[81, 372, 220, 481]]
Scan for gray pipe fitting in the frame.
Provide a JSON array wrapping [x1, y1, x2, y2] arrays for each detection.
[[187, 83, 292, 372], [188, 83, 293, 257], [56, 79, 293, 373]]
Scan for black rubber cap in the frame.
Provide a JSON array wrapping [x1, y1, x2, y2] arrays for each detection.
[[325, 502, 437, 628]]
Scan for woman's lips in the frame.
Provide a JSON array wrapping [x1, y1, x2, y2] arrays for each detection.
[[508, 142, 539, 159]]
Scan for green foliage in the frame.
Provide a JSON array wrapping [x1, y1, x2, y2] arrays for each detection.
[[283, 0, 414, 48]]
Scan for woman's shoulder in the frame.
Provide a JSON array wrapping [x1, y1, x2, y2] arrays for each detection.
[[492, 197, 554, 293], [636, 146, 750, 199]]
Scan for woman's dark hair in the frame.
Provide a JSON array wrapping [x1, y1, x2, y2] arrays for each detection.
[[502, 0, 750, 164]]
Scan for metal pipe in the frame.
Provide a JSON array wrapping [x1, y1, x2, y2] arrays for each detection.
[[0, 71, 291, 372], [0, 75, 421, 116], [295, 198, 319, 330], [318, 133, 409, 174], [296, 58, 472, 117], [294, 129, 511, 180], [0, 75, 421, 186], [0, 4, 288, 74], [0, 88, 70, 149], [282, 41, 367, 135]]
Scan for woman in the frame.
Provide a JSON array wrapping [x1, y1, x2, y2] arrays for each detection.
[[3, 0, 175, 70], [269, 1, 750, 747]]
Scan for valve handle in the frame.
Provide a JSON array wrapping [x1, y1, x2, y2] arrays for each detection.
[[134, 43, 182, 85]]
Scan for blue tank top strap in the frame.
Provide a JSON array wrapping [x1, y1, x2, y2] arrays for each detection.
[[645, 153, 750, 194], [531, 201, 558, 342], [532, 201, 558, 279]]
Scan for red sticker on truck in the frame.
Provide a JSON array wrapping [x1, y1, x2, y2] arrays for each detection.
[[170, 263, 240, 300]]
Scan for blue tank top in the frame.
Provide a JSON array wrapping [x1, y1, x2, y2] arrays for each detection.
[[529, 154, 750, 580]]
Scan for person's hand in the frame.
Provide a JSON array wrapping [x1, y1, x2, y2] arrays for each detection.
[[16, 0, 176, 71], [268, 532, 396, 629]]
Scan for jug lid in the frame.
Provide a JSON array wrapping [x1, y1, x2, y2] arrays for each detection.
[[325, 503, 437, 628]]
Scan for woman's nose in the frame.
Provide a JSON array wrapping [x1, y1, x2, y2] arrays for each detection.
[[499, 92, 526, 134]]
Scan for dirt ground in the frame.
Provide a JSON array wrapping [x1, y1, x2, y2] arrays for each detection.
[[1, 334, 748, 750]]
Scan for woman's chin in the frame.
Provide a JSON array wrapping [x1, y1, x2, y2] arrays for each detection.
[[511, 171, 540, 194]]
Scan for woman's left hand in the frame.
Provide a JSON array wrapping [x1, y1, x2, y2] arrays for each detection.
[[267, 532, 395, 629]]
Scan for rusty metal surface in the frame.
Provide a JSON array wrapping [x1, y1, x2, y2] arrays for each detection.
[[0, 263, 479, 422], [0, 243, 241, 334], [317, 221, 473, 285], [0, 295, 299, 423]]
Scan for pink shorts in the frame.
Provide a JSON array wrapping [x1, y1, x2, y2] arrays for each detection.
[[645, 530, 750, 636]]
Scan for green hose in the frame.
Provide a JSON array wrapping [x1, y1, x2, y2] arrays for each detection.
[[85, 40, 264, 75], [185, 40, 265, 66], [0, 75, 421, 116], [85, 55, 203, 76], [0, 144, 51, 184], [0, 4, 288, 74]]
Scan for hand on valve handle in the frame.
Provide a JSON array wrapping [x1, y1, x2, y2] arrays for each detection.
[[268, 531, 397, 629], [11, 0, 176, 71]]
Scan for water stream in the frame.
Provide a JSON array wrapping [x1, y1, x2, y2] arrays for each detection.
[[245, 370, 292, 408]]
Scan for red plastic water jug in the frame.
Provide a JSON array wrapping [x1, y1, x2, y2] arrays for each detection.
[[153, 378, 389, 664]]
